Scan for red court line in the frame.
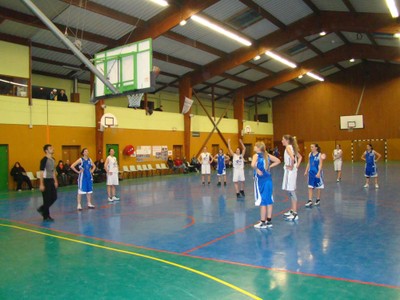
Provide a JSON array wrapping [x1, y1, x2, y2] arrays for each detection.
[[183, 253, 400, 290], [2, 217, 399, 290], [182, 204, 298, 254]]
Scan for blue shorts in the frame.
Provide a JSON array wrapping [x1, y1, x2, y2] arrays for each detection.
[[254, 176, 273, 206], [365, 164, 377, 177], [308, 171, 324, 189]]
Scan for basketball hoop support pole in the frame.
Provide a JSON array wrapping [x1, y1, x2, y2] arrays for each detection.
[[21, 0, 119, 96]]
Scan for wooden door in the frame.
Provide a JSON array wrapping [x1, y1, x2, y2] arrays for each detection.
[[173, 145, 183, 159], [62, 146, 80, 163], [212, 144, 219, 156]]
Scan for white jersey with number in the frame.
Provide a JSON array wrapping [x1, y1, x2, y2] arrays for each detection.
[[232, 153, 245, 182], [282, 145, 298, 191], [232, 153, 244, 170], [200, 152, 211, 165], [333, 149, 343, 171]]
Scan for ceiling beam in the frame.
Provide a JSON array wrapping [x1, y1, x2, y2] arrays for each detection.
[[117, 0, 219, 46], [0, 32, 30, 45], [32, 56, 84, 70], [32, 42, 92, 58], [0, 7, 115, 46], [58, 0, 145, 27], [163, 31, 226, 57], [189, 11, 398, 86], [239, 0, 287, 29], [241, 44, 400, 98], [342, 0, 357, 14], [301, 0, 320, 14]]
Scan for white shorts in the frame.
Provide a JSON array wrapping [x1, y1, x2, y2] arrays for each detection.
[[334, 160, 342, 171], [78, 189, 93, 195], [233, 169, 245, 182], [282, 168, 297, 191], [201, 164, 211, 175], [107, 173, 119, 185]]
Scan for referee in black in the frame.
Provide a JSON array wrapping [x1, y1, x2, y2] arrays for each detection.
[[37, 144, 58, 221]]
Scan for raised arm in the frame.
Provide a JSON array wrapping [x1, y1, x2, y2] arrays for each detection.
[[239, 139, 246, 156], [227, 139, 234, 156]]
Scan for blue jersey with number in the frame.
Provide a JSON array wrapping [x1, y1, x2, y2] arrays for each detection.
[[78, 158, 93, 193], [217, 154, 226, 175], [308, 152, 324, 189], [365, 150, 377, 177], [254, 153, 273, 206]]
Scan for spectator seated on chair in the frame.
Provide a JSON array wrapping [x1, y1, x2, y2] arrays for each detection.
[[183, 157, 196, 173], [93, 158, 106, 182], [56, 160, 68, 186], [190, 156, 201, 172], [173, 156, 187, 173], [166, 157, 174, 170], [65, 159, 78, 185], [10, 162, 33, 191]]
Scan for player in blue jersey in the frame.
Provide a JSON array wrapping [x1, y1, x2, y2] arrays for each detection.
[[71, 148, 96, 210], [304, 144, 324, 208], [361, 144, 381, 189], [213, 149, 230, 186], [252, 141, 281, 229]]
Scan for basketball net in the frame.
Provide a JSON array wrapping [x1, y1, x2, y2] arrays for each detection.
[[127, 93, 144, 108], [348, 125, 355, 132]]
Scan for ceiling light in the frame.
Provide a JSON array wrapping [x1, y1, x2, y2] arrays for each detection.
[[265, 51, 297, 68], [179, 20, 187, 26], [394, 33, 400, 38], [307, 72, 324, 82], [254, 55, 261, 61], [149, 0, 169, 7], [386, 0, 399, 18], [298, 75, 303, 79], [349, 58, 355, 62], [319, 31, 326, 36], [191, 15, 252, 46]]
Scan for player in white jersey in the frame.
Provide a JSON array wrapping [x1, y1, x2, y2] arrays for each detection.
[[105, 148, 120, 202], [198, 146, 212, 185], [228, 139, 246, 198], [281, 135, 302, 221], [332, 144, 343, 182]]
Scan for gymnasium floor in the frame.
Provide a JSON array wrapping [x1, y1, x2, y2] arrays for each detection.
[[1, 162, 400, 299]]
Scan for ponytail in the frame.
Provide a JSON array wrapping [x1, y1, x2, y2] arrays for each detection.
[[283, 134, 299, 156]]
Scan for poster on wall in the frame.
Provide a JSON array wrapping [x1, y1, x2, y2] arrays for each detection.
[[136, 146, 151, 162], [153, 146, 168, 160]]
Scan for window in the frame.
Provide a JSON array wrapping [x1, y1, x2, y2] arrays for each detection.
[[0, 75, 28, 97]]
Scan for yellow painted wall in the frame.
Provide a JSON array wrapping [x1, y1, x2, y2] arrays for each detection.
[[1, 124, 96, 189], [0, 41, 29, 78], [0, 97, 95, 127]]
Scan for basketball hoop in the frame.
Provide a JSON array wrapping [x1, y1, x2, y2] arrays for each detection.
[[348, 124, 355, 132], [127, 93, 144, 108]]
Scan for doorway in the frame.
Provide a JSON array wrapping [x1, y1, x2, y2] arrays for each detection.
[[173, 145, 183, 159], [0, 145, 9, 191], [62, 146, 81, 163], [212, 144, 219, 156]]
